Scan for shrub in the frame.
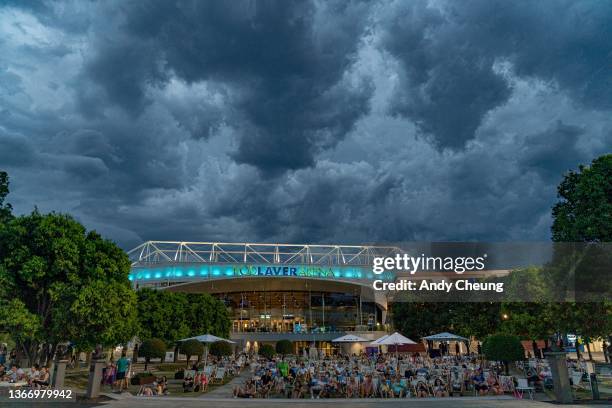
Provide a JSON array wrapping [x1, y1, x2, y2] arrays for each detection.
[[209, 340, 233, 357], [275, 339, 293, 356], [259, 344, 275, 360], [139, 338, 166, 371], [180, 339, 204, 367], [482, 334, 525, 374]]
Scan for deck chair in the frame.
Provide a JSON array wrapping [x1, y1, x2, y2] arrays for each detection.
[[213, 367, 226, 384], [570, 370, 585, 391], [515, 378, 534, 399], [499, 375, 515, 394]]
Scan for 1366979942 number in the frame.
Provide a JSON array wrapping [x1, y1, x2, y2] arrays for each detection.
[[8, 389, 73, 399]]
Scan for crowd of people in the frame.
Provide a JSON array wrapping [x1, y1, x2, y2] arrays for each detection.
[[232, 352, 553, 399]]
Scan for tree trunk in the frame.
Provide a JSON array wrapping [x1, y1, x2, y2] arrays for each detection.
[[586, 342, 593, 361], [173, 344, 179, 363], [144, 358, 149, 372], [132, 344, 139, 363]]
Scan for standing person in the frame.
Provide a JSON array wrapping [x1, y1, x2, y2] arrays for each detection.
[[0, 344, 6, 366], [115, 350, 131, 393]]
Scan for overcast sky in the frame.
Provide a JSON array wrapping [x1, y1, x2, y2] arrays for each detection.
[[0, 0, 611, 250]]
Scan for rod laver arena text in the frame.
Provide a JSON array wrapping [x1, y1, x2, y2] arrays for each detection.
[[373, 279, 504, 293]]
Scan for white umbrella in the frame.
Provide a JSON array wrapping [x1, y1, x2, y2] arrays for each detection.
[[369, 334, 389, 346], [331, 334, 369, 343], [374, 332, 416, 346], [373, 332, 416, 371], [179, 334, 235, 371], [179, 334, 235, 344]]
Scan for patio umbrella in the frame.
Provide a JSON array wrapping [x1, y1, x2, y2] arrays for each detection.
[[373, 332, 416, 371], [332, 334, 370, 355], [423, 332, 469, 355], [179, 334, 235, 371], [331, 334, 369, 343]]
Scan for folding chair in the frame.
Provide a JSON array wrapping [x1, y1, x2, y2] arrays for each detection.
[[213, 367, 226, 384], [515, 378, 534, 399]]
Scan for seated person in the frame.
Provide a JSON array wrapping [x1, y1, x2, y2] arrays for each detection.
[[29, 364, 41, 386], [433, 377, 448, 397], [259, 369, 273, 398], [361, 374, 374, 398], [391, 376, 406, 398], [346, 375, 359, 398], [293, 375, 307, 399], [472, 370, 488, 396], [310, 374, 325, 399], [487, 374, 504, 395], [156, 376, 168, 395], [380, 375, 392, 398], [138, 385, 154, 396], [415, 380, 429, 398], [233, 379, 256, 398], [183, 373, 194, 392], [32, 367, 49, 389]]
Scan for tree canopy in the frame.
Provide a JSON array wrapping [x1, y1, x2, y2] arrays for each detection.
[[139, 338, 166, 371], [275, 339, 293, 355], [482, 334, 524, 374], [179, 339, 204, 367], [0, 208, 138, 363], [135, 288, 230, 346], [209, 340, 232, 357], [552, 154, 612, 242]]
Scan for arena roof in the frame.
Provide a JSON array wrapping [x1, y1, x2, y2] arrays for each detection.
[[128, 241, 402, 268]]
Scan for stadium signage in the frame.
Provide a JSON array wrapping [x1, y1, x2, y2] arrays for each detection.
[[235, 265, 335, 278]]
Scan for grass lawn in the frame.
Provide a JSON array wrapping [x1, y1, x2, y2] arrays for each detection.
[[63, 364, 235, 398]]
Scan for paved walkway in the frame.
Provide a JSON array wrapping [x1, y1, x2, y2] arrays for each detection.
[[100, 396, 606, 408], [200, 368, 251, 398]]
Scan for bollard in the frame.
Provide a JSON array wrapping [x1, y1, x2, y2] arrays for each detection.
[[589, 373, 599, 400], [51, 360, 68, 389], [545, 351, 573, 404], [85, 359, 106, 399]]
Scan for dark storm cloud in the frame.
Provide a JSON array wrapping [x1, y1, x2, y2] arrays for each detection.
[[81, 0, 373, 174], [1, 0, 611, 249], [379, 0, 612, 149]]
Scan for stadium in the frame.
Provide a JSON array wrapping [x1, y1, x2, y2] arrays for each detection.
[[127, 241, 512, 354], [127, 241, 406, 353]]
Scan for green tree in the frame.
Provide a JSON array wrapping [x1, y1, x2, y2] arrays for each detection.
[[552, 154, 612, 242], [275, 339, 293, 356], [0, 211, 138, 364], [0, 299, 41, 363], [209, 340, 232, 357], [139, 338, 166, 371], [259, 344, 275, 360], [180, 339, 204, 367], [136, 289, 190, 345], [0, 171, 12, 223], [551, 154, 612, 355], [482, 334, 525, 374]]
